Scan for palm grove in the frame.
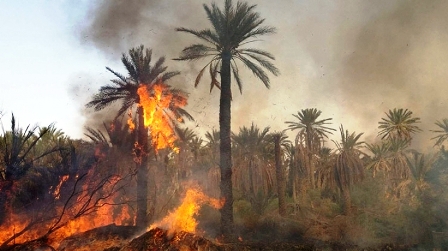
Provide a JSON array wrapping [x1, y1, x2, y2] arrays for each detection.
[[1, 0, 448, 247]]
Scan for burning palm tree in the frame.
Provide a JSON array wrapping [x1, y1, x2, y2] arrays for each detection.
[[86, 45, 191, 228], [175, 0, 279, 238]]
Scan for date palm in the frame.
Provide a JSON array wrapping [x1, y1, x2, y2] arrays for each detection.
[[378, 108, 421, 142], [175, 0, 278, 237], [232, 124, 272, 213], [270, 131, 290, 216], [365, 141, 392, 178], [431, 119, 448, 147], [86, 45, 186, 228], [333, 125, 365, 215], [285, 108, 335, 188], [406, 152, 437, 193], [0, 114, 68, 224]]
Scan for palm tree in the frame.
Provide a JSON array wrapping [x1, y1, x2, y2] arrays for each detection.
[[431, 119, 448, 148], [232, 124, 273, 214], [365, 141, 392, 178], [333, 125, 365, 215], [271, 131, 290, 216], [285, 108, 335, 188], [316, 147, 336, 190], [174, 127, 200, 179], [406, 152, 438, 194], [86, 45, 188, 228], [378, 108, 421, 142], [367, 138, 412, 199], [175, 0, 278, 237], [205, 129, 220, 165], [388, 138, 412, 180], [0, 114, 68, 224]]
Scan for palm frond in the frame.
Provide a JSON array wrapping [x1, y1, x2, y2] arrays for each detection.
[[235, 54, 270, 88], [238, 49, 279, 76], [209, 60, 221, 93], [175, 44, 218, 61], [231, 59, 242, 93], [431, 119, 448, 146], [176, 28, 220, 48], [241, 48, 275, 60]]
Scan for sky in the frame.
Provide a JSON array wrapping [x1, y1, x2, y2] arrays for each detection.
[[1, 0, 448, 150]]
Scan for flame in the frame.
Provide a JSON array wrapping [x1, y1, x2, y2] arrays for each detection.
[[53, 175, 69, 199], [127, 110, 135, 131], [149, 187, 223, 234], [137, 83, 186, 152], [0, 171, 132, 248]]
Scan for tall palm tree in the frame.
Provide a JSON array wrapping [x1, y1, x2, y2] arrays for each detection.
[[333, 125, 365, 215], [431, 119, 448, 148], [285, 108, 335, 188], [175, 0, 278, 237], [86, 45, 188, 228], [271, 131, 290, 216], [378, 108, 421, 142]]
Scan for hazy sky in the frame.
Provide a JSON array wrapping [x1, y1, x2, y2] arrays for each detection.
[[1, 0, 448, 150]]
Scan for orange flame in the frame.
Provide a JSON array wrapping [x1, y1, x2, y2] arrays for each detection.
[[137, 83, 186, 152], [149, 188, 223, 234], [127, 110, 135, 131], [0, 172, 132, 248], [53, 175, 69, 199]]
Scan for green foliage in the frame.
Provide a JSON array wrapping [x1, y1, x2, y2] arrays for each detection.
[[378, 108, 421, 141], [285, 108, 336, 146], [175, 0, 279, 93], [431, 118, 448, 147], [333, 125, 365, 191], [0, 114, 69, 181]]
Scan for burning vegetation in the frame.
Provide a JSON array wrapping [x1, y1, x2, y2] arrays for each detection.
[[3, 0, 448, 250]]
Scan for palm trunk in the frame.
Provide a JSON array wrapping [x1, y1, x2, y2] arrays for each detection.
[[274, 135, 286, 216], [306, 128, 315, 188], [136, 106, 149, 229], [249, 159, 254, 198], [341, 186, 352, 215], [219, 51, 234, 240]]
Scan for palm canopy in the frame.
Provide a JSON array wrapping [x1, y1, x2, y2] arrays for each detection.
[[333, 125, 365, 189], [431, 119, 448, 147], [378, 108, 421, 141], [405, 152, 437, 184], [232, 123, 270, 155], [285, 108, 335, 148], [86, 45, 182, 117], [175, 0, 279, 93], [365, 141, 392, 176]]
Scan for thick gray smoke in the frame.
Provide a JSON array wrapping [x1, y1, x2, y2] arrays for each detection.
[[335, 0, 448, 149], [79, 0, 448, 150]]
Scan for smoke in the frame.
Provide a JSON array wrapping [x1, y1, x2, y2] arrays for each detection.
[[78, 0, 448, 149], [334, 0, 448, 149]]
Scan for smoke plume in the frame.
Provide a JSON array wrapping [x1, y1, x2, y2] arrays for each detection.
[[79, 0, 448, 149]]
